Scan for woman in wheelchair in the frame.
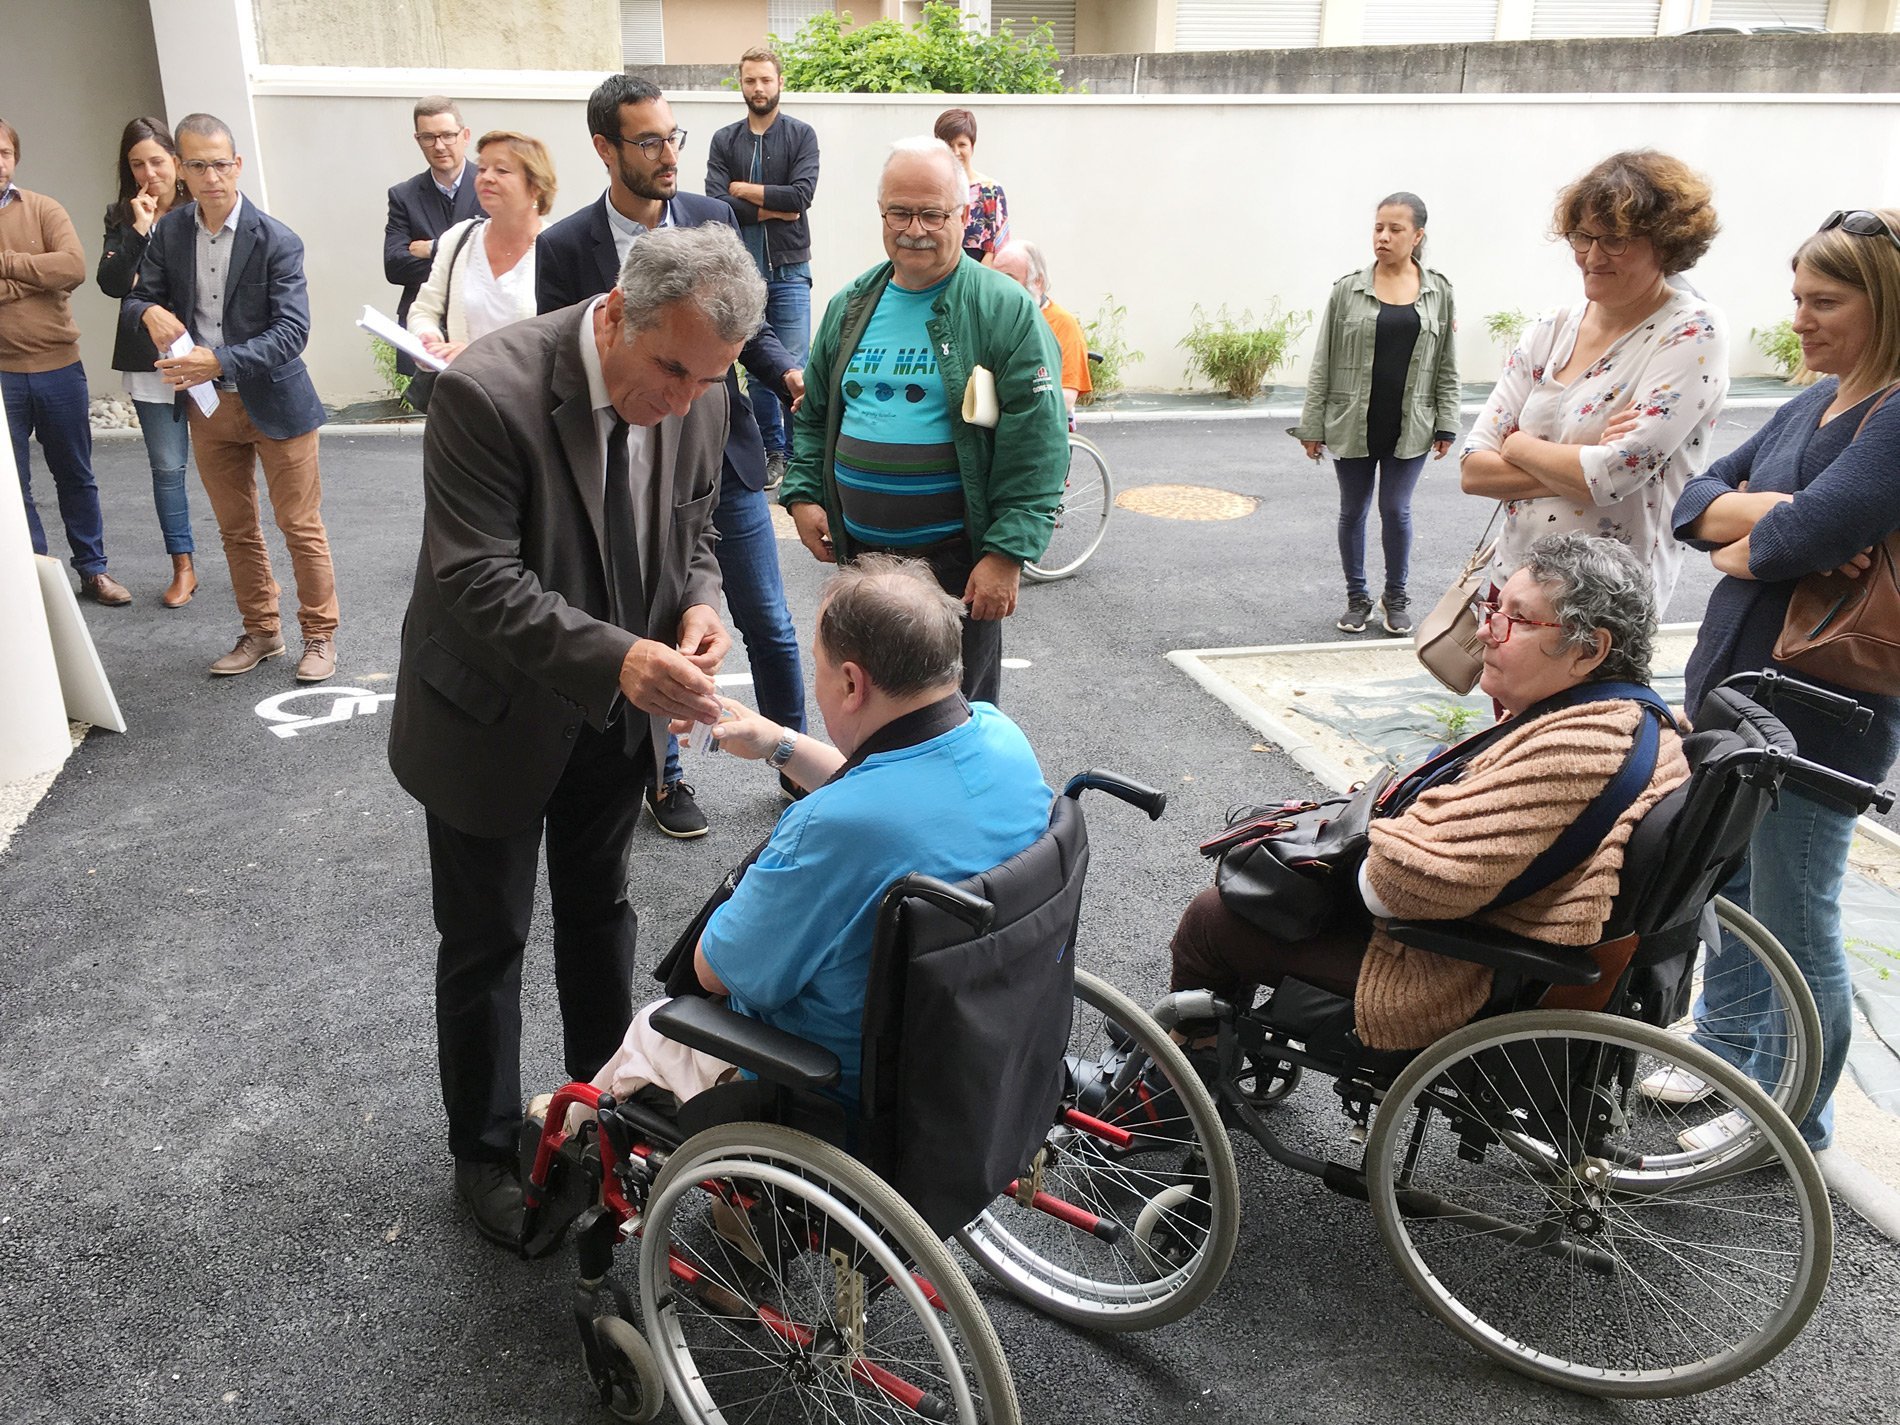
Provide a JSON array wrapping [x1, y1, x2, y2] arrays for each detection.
[[1170, 533, 1687, 1052]]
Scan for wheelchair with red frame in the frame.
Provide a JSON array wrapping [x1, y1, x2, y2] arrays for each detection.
[[518, 770, 1240, 1423], [1095, 672, 1888, 1398]]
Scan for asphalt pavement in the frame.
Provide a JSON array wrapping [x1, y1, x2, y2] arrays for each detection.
[[3, 409, 1897, 1425]]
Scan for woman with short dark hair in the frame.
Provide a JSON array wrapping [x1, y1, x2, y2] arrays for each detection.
[[933, 107, 1007, 265], [96, 115, 196, 606], [1669, 207, 1900, 1151], [1462, 150, 1729, 611]]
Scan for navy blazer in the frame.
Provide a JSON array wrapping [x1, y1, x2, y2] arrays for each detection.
[[535, 191, 795, 491], [384, 164, 485, 325], [125, 198, 325, 442]]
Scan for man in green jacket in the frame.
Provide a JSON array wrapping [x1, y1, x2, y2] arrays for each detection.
[[781, 136, 1066, 704]]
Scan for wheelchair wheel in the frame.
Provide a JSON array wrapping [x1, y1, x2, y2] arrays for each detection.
[[589, 1315, 663, 1423], [957, 969, 1239, 1332], [1022, 435, 1113, 583], [638, 1122, 1018, 1424], [1366, 1010, 1831, 1399]]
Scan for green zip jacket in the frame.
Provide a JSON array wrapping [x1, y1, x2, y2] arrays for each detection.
[[781, 255, 1068, 565], [1292, 262, 1460, 460]]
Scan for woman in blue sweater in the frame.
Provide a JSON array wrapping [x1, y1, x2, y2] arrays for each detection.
[[1671, 208, 1900, 1149]]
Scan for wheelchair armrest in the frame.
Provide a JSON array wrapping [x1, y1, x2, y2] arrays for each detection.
[[1385, 921, 1601, 986], [649, 996, 842, 1091]]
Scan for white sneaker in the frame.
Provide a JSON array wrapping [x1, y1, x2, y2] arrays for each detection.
[[1638, 1063, 1714, 1104], [1677, 1109, 1750, 1154]]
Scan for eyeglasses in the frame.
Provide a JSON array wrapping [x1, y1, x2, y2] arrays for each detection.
[[180, 159, 239, 177], [1819, 209, 1900, 254], [1563, 230, 1631, 257], [1472, 599, 1564, 645], [414, 131, 463, 148], [882, 207, 955, 233], [607, 128, 687, 159]]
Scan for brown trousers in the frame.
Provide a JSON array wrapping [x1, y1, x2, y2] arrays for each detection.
[[189, 399, 337, 639], [1168, 886, 1366, 1000]]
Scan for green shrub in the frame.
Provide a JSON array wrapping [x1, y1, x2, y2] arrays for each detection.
[[1485, 309, 1531, 347], [1419, 699, 1483, 743], [1079, 296, 1142, 404], [1178, 302, 1311, 401], [369, 336, 414, 410], [1751, 319, 1816, 384], [775, 4, 1066, 95]]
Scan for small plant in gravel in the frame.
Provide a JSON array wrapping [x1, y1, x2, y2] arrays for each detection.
[[1752, 319, 1818, 385], [370, 336, 415, 411], [1080, 295, 1142, 404], [1178, 302, 1311, 401], [1420, 699, 1484, 743]]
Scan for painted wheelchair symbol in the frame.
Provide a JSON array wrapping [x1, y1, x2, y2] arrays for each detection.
[[253, 685, 395, 739]]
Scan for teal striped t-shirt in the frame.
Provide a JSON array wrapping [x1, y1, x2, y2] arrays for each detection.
[[834, 275, 964, 548]]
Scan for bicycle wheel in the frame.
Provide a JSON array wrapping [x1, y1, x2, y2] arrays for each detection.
[[1023, 435, 1113, 583], [1367, 1010, 1831, 1399], [639, 1123, 1017, 1424], [957, 969, 1239, 1332]]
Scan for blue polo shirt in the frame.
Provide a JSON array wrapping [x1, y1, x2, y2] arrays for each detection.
[[699, 703, 1053, 1106]]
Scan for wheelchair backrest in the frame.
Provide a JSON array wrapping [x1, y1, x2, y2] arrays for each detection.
[[857, 796, 1088, 1240]]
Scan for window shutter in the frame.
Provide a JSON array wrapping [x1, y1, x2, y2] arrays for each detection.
[[1529, 0, 1663, 38], [991, 0, 1075, 54], [1174, 1, 1326, 52], [1363, 0, 1501, 45], [621, 0, 665, 63], [1705, 0, 1830, 26]]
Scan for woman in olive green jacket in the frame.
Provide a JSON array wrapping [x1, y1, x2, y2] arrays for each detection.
[[1292, 193, 1461, 636]]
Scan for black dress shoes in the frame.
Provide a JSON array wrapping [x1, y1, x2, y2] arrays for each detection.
[[454, 1157, 525, 1247]]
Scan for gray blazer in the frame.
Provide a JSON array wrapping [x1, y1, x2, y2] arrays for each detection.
[[386, 302, 728, 837]]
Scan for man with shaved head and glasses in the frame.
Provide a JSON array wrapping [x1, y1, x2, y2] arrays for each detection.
[[781, 136, 1067, 706], [538, 73, 806, 841]]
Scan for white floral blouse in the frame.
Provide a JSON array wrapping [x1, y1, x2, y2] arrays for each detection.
[[1464, 287, 1728, 606]]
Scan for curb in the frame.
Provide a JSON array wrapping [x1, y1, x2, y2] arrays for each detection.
[[1819, 1150, 1900, 1241], [1075, 395, 1796, 426]]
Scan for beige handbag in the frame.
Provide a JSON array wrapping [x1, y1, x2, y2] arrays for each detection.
[[1414, 505, 1502, 694]]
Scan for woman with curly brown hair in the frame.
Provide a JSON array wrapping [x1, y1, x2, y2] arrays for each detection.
[[1462, 150, 1729, 609]]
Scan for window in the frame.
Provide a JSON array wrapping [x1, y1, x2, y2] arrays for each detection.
[[1529, 0, 1662, 39], [767, 0, 831, 42], [1704, 0, 1829, 26], [1174, 1, 1325, 52], [1363, 0, 1500, 45], [621, 0, 664, 63], [992, 0, 1076, 54]]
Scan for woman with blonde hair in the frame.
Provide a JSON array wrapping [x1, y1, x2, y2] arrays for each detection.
[[1668, 207, 1900, 1151], [409, 130, 556, 361], [1463, 150, 1729, 611]]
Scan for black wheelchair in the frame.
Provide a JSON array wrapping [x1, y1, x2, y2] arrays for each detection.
[[519, 771, 1239, 1423], [1090, 672, 1889, 1398]]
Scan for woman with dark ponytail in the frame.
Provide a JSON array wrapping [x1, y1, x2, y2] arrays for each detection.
[[1292, 192, 1461, 636], [97, 115, 197, 607]]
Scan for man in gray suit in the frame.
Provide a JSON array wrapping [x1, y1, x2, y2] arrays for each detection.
[[387, 224, 766, 1245]]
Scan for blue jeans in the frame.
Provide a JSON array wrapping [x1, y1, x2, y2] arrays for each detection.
[[1333, 453, 1425, 601], [133, 398, 195, 555], [662, 466, 807, 787], [748, 267, 812, 457], [1692, 789, 1857, 1149], [4, 362, 109, 577]]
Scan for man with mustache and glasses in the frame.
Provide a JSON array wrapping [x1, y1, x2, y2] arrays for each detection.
[[781, 137, 1067, 706], [538, 74, 806, 840]]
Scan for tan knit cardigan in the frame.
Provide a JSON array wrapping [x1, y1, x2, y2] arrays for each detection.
[[1355, 700, 1688, 1050]]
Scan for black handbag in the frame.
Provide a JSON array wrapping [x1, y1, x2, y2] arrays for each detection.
[[403, 218, 483, 414], [1201, 768, 1396, 942]]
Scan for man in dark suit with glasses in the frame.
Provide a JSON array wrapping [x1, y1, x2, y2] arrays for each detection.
[[383, 97, 485, 378]]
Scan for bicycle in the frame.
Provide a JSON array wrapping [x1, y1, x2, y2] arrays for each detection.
[[1025, 353, 1116, 583]]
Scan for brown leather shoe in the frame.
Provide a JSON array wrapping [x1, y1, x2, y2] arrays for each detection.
[[295, 636, 337, 683], [161, 554, 196, 608], [80, 572, 132, 606], [209, 631, 286, 676]]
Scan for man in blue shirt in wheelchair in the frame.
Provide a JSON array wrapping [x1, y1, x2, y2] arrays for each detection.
[[587, 553, 1053, 1111]]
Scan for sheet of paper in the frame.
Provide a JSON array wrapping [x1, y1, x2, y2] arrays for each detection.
[[357, 305, 448, 372], [164, 333, 220, 416]]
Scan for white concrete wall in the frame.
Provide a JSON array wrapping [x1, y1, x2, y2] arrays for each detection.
[[245, 74, 1900, 405]]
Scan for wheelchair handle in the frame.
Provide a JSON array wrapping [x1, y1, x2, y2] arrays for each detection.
[[1718, 669, 1875, 735], [1062, 769, 1168, 820], [883, 873, 995, 935], [1703, 741, 1895, 817]]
